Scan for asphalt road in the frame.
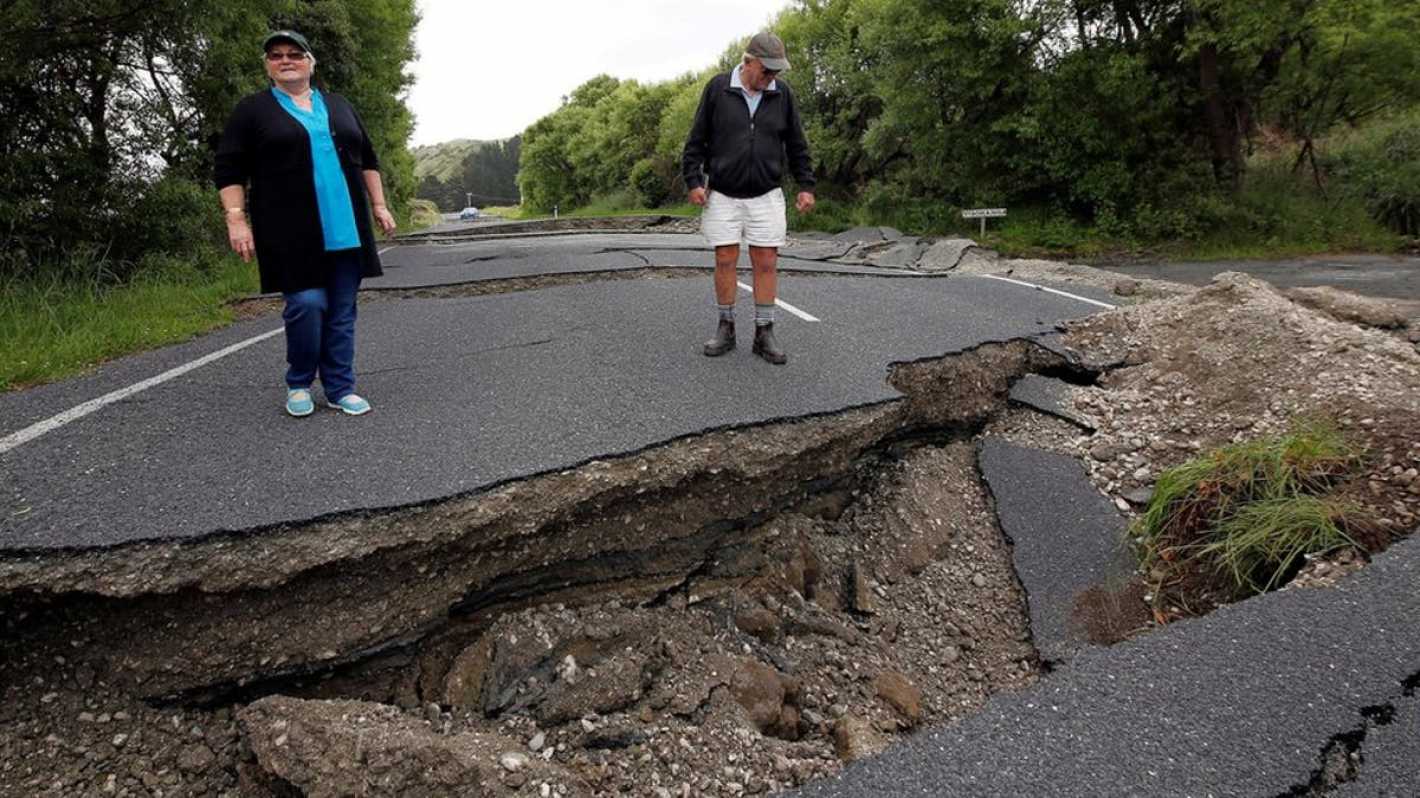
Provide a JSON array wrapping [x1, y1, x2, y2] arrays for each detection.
[[1096, 254, 1420, 301], [4, 231, 1416, 796], [0, 261, 1093, 550], [373, 232, 925, 289]]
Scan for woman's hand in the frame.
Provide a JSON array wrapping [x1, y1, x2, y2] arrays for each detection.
[[373, 204, 397, 236], [227, 216, 255, 262]]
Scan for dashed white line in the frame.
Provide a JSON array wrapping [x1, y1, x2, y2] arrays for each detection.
[[0, 327, 285, 455], [979, 274, 1117, 310], [735, 281, 821, 322]]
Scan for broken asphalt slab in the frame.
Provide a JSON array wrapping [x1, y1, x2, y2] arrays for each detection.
[[977, 438, 1135, 662], [789, 534, 1420, 797], [1008, 375, 1096, 430]]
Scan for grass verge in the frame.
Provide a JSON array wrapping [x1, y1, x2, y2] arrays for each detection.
[[1133, 421, 1368, 609], [1, 251, 259, 392]]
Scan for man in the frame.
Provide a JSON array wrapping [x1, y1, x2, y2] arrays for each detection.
[[682, 31, 815, 365]]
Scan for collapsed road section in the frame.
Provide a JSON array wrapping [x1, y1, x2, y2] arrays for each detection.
[[2, 340, 1072, 796]]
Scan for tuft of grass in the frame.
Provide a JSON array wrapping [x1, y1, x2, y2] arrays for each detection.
[[1133, 420, 1363, 602], [1, 249, 258, 392], [1200, 496, 1358, 594]]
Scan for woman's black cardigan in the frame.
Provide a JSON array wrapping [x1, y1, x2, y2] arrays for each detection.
[[214, 89, 384, 294]]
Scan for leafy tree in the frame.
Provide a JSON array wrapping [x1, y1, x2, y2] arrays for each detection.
[[0, 0, 419, 277]]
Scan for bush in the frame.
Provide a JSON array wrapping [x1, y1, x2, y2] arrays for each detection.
[[629, 158, 670, 208], [1133, 421, 1364, 602], [1324, 112, 1420, 236]]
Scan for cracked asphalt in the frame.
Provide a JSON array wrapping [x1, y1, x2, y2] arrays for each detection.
[[0, 234, 1091, 549], [3, 227, 1416, 795]]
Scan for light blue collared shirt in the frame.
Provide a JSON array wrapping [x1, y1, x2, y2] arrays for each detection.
[[272, 88, 361, 252], [730, 63, 777, 119]]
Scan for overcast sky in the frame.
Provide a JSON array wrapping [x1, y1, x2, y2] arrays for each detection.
[[406, 0, 795, 146]]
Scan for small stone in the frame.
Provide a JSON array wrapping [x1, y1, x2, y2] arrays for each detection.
[[970, 573, 988, 588], [1114, 278, 1140, 297], [874, 670, 923, 725], [942, 645, 961, 664], [833, 716, 888, 762], [111, 734, 128, 748], [1124, 487, 1154, 507], [499, 751, 530, 772], [851, 561, 878, 615], [1114, 497, 1131, 512], [177, 743, 216, 773], [424, 703, 441, 723], [529, 731, 546, 752]]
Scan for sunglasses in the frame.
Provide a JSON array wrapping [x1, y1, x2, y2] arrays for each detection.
[[265, 50, 307, 62]]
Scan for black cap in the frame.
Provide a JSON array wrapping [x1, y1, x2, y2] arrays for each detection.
[[263, 30, 311, 54]]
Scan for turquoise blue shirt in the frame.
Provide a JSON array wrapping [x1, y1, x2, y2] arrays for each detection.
[[730, 64, 777, 119], [272, 88, 361, 251]]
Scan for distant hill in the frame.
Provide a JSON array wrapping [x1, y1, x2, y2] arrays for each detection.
[[412, 139, 487, 182], [414, 137, 522, 211]]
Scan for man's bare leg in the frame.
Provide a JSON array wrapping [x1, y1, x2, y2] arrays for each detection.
[[748, 246, 786, 364], [703, 244, 740, 356], [714, 244, 739, 306]]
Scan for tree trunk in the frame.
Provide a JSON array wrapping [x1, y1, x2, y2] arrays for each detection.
[[1198, 42, 1243, 190]]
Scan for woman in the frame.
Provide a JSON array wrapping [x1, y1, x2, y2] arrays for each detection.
[[214, 30, 397, 417]]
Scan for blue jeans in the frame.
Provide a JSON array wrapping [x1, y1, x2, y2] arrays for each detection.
[[282, 249, 362, 402]]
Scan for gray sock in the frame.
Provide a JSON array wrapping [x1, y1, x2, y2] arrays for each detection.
[[755, 304, 775, 327], [718, 303, 735, 322]]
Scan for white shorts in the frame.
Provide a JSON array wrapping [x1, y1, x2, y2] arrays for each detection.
[[701, 188, 787, 248]]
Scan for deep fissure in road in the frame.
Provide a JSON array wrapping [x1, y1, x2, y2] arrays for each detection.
[[1, 340, 1088, 795]]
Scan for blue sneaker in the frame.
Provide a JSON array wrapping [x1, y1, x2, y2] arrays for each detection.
[[327, 394, 372, 416], [285, 388, 315, 417]]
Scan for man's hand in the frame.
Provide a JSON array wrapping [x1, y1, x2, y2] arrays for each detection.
[[227, 217, 254, 263], [796, 192, 815, 214], [373, 205, 397, 236], [688, 187, 708, 207]]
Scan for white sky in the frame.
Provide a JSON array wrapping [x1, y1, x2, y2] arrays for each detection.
[[407, 0, 795, 146]]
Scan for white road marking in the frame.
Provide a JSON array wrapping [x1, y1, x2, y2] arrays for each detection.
[[736, 281, 821, 322], [979, 274, 1117, 310], [377, 245, 395, 255], [0, 327, 285, 455]]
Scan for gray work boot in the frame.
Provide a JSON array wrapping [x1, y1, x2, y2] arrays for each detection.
[[752, 322, 787, 365], [703, 319, 735, 356]]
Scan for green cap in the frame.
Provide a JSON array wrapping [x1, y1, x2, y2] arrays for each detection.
[[746, 31, 789, 72], [263, 30, 311, 54]]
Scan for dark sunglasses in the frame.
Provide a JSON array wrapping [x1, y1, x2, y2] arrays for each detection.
[[265, 50, 307, 62]]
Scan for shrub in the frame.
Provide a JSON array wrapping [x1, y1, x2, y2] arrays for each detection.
[[629, 158, 671, 208], [1325, 113, 1420, 236], [1134, 421, 1364, 603]]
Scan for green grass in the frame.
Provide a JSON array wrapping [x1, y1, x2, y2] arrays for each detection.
[[1133, 421, 1363, 601], [1201, 496, 1358, 593], [1, 251, 259, 392]]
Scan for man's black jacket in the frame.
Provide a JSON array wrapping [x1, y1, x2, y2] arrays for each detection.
[[681, 72, 816, 199]]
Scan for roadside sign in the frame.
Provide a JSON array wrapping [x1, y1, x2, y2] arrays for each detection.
[[962, 207, 1007, 236]]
